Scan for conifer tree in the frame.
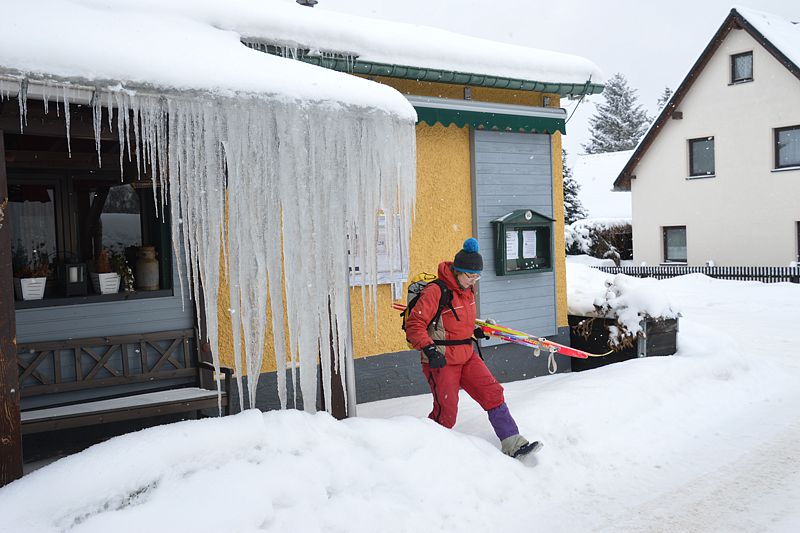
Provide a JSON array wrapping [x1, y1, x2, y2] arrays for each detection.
[[562, 149, 587, 224], [656, 86, 673, 112], [582, 73, 650, 154]]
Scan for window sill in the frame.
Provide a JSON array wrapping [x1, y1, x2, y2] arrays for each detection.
[[686, 174, 715, 180], [660, 262, 688, 266], [14, 289, 174, 310], [771, 166, 800, 173], [728, 79, 753, 85]]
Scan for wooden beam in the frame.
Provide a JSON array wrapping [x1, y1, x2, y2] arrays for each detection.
[[0, 129, 24, 485], [321, 298, 348, 419], [0, 101, 116, 141], [4, 149, 103, 170]]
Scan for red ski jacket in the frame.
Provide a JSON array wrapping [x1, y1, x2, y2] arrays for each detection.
[[405, 261, 476, 366]]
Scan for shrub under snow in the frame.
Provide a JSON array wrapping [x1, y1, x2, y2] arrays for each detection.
[[565, 218, 632, 265]]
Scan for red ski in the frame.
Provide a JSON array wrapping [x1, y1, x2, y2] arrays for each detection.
[[392, 302, 609, 359]]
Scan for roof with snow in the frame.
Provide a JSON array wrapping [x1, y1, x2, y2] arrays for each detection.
[[0, 0, 415, 119], [613, 6, 800, 190], [1, 0, 604, 115], [573, 151, 632, 219], [239, 2, 604, 97]]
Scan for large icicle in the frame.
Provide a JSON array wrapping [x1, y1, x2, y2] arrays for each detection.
[[5, 77, 416, 414]]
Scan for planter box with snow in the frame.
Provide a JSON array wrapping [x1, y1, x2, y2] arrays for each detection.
[[568, 315, 678, 372]]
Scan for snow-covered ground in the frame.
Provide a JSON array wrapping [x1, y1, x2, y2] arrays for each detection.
[[1, 264, 799, 532]]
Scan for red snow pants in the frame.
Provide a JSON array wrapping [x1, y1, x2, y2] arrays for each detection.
[[422, 352, 505, 428]]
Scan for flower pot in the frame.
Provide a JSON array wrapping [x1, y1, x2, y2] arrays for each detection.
[[90, 272, 120, 294], [13, 277, 47, 300]]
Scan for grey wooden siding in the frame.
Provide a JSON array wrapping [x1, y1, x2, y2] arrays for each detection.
[[472, 130, 557, 341], [15, 251, 193, 343]]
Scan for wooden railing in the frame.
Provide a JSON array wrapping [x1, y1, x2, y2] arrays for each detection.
[[593, 265, 800, 284], [17, 329, 232, 435]]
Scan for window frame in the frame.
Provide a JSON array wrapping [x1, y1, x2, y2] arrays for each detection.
[[662, 226, 687, 264], [774, 125, 800, 170], [688, 137, 715, 177], [8, 171, 173, 308], [730, 51, 754, 84]]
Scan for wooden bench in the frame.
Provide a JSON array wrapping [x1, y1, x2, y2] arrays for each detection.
[[17, 329, 232, 435]]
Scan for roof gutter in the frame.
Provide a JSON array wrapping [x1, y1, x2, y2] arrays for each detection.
[[0, 76, 95, 105], [242, 40, 604, 97]]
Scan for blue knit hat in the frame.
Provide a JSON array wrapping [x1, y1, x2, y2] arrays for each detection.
[[453, 238, 483, 273]]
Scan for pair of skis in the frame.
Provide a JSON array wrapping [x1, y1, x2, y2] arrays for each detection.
[[392, 301, 611, 363]]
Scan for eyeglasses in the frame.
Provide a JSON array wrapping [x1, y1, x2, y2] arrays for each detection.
[[460, 272, 481, 281]]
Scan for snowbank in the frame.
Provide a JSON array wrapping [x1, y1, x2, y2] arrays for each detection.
[[1, 265, 799, 531]]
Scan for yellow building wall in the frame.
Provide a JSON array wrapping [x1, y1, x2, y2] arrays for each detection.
[[216, 78, 568, 373], [352, 121, 472, 358], [366, 79, 567, 333]]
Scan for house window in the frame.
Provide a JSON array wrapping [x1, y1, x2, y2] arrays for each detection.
[[9, 174, 171, 303], [8, 182, 59, 278], [775, 126, 800, 169], [689, 137, 715, 176], [663, 226, 687, 263], [731, 52, 753, 83]]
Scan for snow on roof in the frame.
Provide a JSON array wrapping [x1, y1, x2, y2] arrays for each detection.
[[230, 0, 604, 86], [573, 150, 633, 219], [735, 5, 800, 70], [0, 0, 415, 119]]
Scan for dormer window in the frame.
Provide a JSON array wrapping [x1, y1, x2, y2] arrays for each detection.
[[731, 51, 753, 83]]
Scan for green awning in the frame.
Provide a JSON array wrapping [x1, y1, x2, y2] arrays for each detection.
[[407, 96, 567, 134]]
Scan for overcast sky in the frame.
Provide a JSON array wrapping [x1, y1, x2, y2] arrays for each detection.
[[307, 0, 797, 159]]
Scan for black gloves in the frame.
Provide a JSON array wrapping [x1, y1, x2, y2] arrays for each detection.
[[423, 345, 446, 369], [473, 327, 488, 340]]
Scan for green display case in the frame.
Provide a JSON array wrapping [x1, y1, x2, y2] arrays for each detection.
[[491, 209, 554, 276]]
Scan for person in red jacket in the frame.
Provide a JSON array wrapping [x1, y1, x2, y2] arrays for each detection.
[[405, 238, 541, 458]]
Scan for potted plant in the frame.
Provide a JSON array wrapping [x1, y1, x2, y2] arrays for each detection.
[[110, 249, 135, 293], [12, 245, 50, 301], [90, 249, 121, 294], [90, 248, 135, 294]]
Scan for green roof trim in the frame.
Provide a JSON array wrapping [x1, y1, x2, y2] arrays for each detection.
[[242, 41, 604, 97], [415, 107, 565, 133], [306, 57, 602, 97]]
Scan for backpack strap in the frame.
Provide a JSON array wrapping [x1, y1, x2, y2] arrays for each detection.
[[430, 279, 460, 326], [429, 279, 471, 346]]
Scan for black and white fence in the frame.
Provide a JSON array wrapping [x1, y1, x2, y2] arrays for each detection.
[[593, 265, 800, 284]]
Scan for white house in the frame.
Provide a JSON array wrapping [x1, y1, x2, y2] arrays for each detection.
[[614, 7, 800, 266]]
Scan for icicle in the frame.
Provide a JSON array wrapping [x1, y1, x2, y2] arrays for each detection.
[[61, 85, 72, 157], [14, 74, 416, 416], [42, 83, 49, 115], [130, 95, 142, 181], [91, 91, 103, 168], [18, 79, 28, 132]]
